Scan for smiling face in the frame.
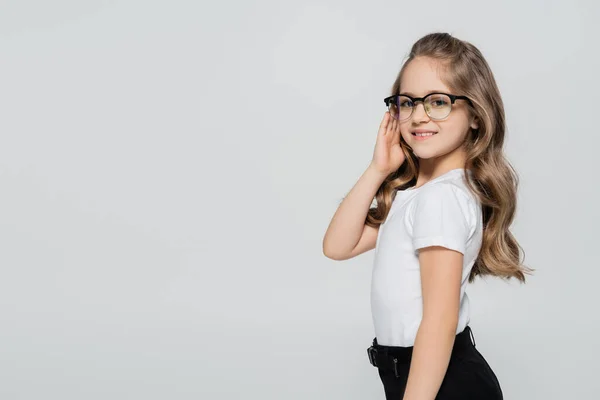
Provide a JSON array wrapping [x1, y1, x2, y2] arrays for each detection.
[[398, 56, 478, 166]]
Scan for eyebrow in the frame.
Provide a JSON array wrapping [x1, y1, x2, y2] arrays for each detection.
[[399, 90, 448, 97]]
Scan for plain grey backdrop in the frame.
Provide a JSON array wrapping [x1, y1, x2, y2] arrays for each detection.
[[0, 0, 598, 399]]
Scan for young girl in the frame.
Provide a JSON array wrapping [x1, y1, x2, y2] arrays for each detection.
[[322, 32, 533, 399]]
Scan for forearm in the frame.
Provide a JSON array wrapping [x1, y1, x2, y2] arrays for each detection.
[[322, 163, 387, 258], [402, 318, 458, 400]]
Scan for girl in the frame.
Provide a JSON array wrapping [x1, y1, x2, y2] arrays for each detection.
[[322, 32, 533, 399]]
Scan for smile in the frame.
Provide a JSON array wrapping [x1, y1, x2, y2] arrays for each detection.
[[412, 132, 437, 140]]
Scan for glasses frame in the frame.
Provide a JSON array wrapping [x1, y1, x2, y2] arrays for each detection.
[[383, 92, 473, 121]]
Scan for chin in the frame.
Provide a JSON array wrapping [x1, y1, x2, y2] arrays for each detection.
[[411, 141, 464, 160], [411, 149, 437, 159]]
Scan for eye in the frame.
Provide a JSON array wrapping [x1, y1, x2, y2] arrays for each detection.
[[427, 94, 451, 108]]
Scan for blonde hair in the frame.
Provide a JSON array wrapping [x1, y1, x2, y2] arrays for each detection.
[[367, 32, 534, 283]]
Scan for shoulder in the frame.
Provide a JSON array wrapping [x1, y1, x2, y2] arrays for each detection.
[[413, 181, 475, 207], [409, 181, 478, 227], [408, 181, 480, 253]]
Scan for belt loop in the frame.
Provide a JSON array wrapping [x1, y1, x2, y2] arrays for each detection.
[[367, 346, 378, 367], [468, 326, 476, 347]]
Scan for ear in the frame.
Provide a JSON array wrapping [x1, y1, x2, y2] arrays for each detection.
[[470, 117, 479, 130]]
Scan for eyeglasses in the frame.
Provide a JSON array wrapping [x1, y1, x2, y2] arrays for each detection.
[[383, 92, 473, 121]]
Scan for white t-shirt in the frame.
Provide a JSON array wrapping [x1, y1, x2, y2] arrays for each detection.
[[370, 168, 483, 346]]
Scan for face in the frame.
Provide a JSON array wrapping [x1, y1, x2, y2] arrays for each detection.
[[398, 57, 478, 162]]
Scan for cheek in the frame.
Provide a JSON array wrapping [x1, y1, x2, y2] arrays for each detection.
[[448, 124, 471, 140], [399, 123, 412, 142], [444, 114, 472, 136], [400, 130, 412, 143], [437, 119, 470, 138]]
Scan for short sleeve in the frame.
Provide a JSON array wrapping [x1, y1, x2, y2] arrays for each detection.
[[409, 183, 473, 255]]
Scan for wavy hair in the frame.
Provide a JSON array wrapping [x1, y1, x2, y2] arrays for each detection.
[[366, 32, 534, 283]]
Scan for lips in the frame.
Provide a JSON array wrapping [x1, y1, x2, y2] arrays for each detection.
[[411, 131, 437, 141]]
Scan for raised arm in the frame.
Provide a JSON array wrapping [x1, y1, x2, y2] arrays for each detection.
[[322, 165, 386, 260], [323, 111, 405, 260]]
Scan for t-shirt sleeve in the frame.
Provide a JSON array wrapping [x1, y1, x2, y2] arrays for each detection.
[[409, 183, 474, 255]]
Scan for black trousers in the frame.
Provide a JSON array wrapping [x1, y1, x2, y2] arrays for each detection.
[[367, 326, 503, 399]]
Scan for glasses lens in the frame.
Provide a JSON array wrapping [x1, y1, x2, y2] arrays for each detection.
[[425, 94, 452, 119], [398, 95, 413, 121]]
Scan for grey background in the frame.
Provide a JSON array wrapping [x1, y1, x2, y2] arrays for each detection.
[[0, 0, 597, 399]]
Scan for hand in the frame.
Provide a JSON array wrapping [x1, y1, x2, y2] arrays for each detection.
[[370, 111, 406, 176]]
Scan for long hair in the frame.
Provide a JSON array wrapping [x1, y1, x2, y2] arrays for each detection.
[[366, 32, 534, 283]]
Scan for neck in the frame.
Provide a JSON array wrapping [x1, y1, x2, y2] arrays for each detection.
[[416, 146, 467, 185]]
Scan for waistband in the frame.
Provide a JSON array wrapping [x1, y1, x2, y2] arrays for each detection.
[[370, 325, 476, 363]]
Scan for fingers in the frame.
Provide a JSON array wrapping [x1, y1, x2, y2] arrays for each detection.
[[380, 111, 401, 137], [388, 115, 397, 136], [391, 118, 400, 145], [379, 112, 390, 136]]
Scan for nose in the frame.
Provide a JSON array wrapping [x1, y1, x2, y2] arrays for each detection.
[[411, 101, 430, 123]]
